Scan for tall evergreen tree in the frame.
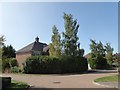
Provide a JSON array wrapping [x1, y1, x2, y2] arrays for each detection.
[[49, 25, 62, 57], [0, 35, 5, 48], [2, 45, 16, 59], [0, 36, 5, 60], [90, 40, 105, 57], [104, 43, 114, 66], [62, 13, 80, 56], [97, 41, 106, 56], [89, 39, 107, 69]]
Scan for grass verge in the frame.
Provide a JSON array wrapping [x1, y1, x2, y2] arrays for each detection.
[[3, 80, 29, 90], [94, 75, 118, 82]]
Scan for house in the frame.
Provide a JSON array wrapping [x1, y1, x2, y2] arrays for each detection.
[[84, 53, 91, 59], [16, 37, 49, 67]]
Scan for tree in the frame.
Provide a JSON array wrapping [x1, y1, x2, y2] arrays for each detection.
[[0, 35, 5, 48], [2, 45, 16, 59], [62, 13, 82, 56], [104, 43, 114, 66], [97, 41, 106, 57], [49, 25, 62, 57], [0, 35, 5, 72], [89, 39, 107, 69], [0, 36, 5, 56]]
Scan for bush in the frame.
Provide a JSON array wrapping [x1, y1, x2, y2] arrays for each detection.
[[11, 66, 22, 73], [88, 56, 108, 69], [9, 58, 18, 67], [2, 58, 18, 73], [2, 59, 10, 72], [23, 56, 88, 74]]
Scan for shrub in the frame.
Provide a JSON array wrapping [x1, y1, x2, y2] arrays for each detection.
[[2, 59, 10, 72], [11, 66, 22, 73], [23, 56, 88, 74], [9, 58, 18, 67], [2, 58, 18, 73], [88, 56, 108, 69]]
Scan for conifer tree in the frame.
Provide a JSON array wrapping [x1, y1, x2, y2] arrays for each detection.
[[49, 25, 62, 57], [62, 13, 80, 56], [105, 43, 114, 66]]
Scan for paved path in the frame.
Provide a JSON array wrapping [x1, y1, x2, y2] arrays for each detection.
[[2, 70, 118, 88]]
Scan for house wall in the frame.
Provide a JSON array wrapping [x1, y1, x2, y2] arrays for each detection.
[[16, 52, 31, 67]]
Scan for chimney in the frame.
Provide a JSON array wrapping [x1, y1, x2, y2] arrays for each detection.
[[35, 36, 39, 42]]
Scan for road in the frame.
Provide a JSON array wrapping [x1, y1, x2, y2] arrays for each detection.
[[2, 70, 117, 88]]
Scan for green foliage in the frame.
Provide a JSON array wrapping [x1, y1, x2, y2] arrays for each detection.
[[23, 56, 88, 74], [27, 13, 88, 74], [49, 25, 62, 57], [2, 58, 18, 72], [62, 13, 81, 56], [0, 35, 5, 47], [24, 56, 61, 74], [49, 13, 85, 58], [0, 59, 2, 72], [2, 59, 10, 72], [88, 55, 108, 69], [10, 80, 29, 89], [11, 66, 22, 73], [3, 79, 29, 89], [9, 58, 18, 67], [88, 40, 109, 69], [2, 45, 16, 59], [61, 56, 88, 73], [105, 43, 114, 66], [94, 75, 118, 82], [49, 43, 56, 56]]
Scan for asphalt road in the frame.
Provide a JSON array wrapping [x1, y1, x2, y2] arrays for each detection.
[[2, 70, 118, 88]]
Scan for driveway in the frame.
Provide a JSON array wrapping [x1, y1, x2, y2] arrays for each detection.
[[2, 70, 117, 88]]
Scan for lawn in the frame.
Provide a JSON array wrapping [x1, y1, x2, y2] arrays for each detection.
[[3, 80, 29, 90], [94, 75, 118, 82]]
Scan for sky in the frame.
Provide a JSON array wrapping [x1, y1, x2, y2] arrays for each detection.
[[1, 2, 118, 55]]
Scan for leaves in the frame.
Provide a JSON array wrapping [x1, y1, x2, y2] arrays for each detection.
[[104, 43, 114, 66], [49, 13, 84, 57], [0, 35, 5, 48], [2, 45, 16, 59], [49, 25, 62, 57], [89, 40, 115, 69], [62, 13, 83, 56]]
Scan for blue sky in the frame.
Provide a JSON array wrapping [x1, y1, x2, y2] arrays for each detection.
[[1, 2, 118, 55]]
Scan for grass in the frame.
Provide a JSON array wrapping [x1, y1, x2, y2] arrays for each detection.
[[3, 80, 29, 90], [10, 80, 29, 88], [94, 75, 118, 82]]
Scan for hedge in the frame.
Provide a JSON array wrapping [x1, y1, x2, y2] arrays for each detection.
[[23, 56, 88, 74]]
